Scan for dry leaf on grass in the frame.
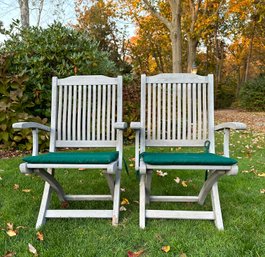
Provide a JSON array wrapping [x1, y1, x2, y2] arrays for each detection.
[[22, 189, 31, 193], [6, 230, 17, 237], [120, 206, 127, 211], [161, 245, 170, 253], [28, 243, 38, 256], [156, 170, 168, 177], [36, 231, 44, 241], [260, 189, 265, 194], [13, 184, 19, 190], [121, 198, 129, 205], [127, 249, 144, 257], [257, 173, 265, 177]]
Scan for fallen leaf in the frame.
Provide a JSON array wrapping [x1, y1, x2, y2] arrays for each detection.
[[260, 189, 265, 194], [36, 231, 44, 241], [78, 168, 86, 171], [181, 181, 188, 187], [0, 176, 2, 180], [121, 188, 126, 192], [257, 173, 265, 177], [127, 249, 144, 257], [161, 245, 170, 253], [6, 230, 17, 237], [156, 170, 168, 177], [6, 223, 13, 230], [22, 189, 31, 193], [120, 206, 127, 211], [28, 243, 38, 256], [121, 198, 129, 205], [13, 184, 19, 190], [129, 164, 134, 167], [174, 177, 181, 183], [3, 251, 16, 257]]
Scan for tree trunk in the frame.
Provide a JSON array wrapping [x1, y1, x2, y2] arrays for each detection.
[[187, 36, 198, 72], [170, 0, 182, 73], [18, 0, 30, 28]]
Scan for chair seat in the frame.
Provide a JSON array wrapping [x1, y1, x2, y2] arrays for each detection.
[[141, 152, 237, 166], [23, 151, 119, 164]]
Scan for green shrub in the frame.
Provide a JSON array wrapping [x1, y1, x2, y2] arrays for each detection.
[[0, 54, 49, 149], [0, 22, 118, 149], [239, 75, 265, 111]]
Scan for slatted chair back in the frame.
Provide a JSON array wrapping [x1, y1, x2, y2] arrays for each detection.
[[140, 73, 215, 153], [49, 75, 123, 152]]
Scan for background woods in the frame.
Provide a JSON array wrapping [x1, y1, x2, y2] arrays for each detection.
[[0, 0, 265, 149]]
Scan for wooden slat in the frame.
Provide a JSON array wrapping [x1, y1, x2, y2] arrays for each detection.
[[87, 85, 91, 140], [152, 83, 156, 140], [92, 85, 96, 141], [102, 84, 106, 141], [62, 86, 67, 141], [147, 83, 151, 140], [172, 83, 177, 140], [77, 85, 82, 141], [72, 85, 77, 141], [167, 83, 171, 140], [57, 85, 63, 140], [192, 83, 197, 140], [111, 84, 116, 140], [203, 83, 207, 139], [97, 85, 101, 140], [82, 85, 87, 140], [157, 83, 161, 140], [187, 83, 192, 140], [182, 83, 187, 140], [67, 86, 72, 140], [197, 83, 202, 140], [162, 83, 166, 140], [177, 83, 181, 140], [107, 84, 111, 141]]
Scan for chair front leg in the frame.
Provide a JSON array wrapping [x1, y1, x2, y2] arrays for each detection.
[[139, 174, 146, 229], [112, 169, 121, 226]]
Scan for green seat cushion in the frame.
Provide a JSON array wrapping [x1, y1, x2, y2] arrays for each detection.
[[141, 152, 237, 166], [23, 151, 119, 164]]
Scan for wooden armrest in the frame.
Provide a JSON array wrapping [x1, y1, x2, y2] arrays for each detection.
[[214, 122, 247, 131], [12, 122, 51, 132], [130, 122, 141, 130], [114, 122, 127, 130]]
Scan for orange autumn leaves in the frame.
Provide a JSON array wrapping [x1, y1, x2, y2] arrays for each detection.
[[3, 223, 44, 256]]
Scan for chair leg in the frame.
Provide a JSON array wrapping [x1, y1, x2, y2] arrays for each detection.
[[104, 172, 114, 198], [139, 174, 146, 229], [112, 169, 121, 226], [145, 169, 153, 204], [36, 179, 53, 229], [211, 182, 224, 230], [198, 170, 225, 205]]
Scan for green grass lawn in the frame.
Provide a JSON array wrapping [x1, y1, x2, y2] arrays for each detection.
[[0, 131, 265, 257]]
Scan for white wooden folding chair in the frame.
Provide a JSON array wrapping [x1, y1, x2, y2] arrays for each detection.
[[131, 73, 246, 230], [13, 75, 127, 229]]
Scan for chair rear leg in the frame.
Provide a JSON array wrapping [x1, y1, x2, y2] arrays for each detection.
[[145, 169, 153, 204], [139, 174, 146, 229], [112, 169, 121, 226]]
